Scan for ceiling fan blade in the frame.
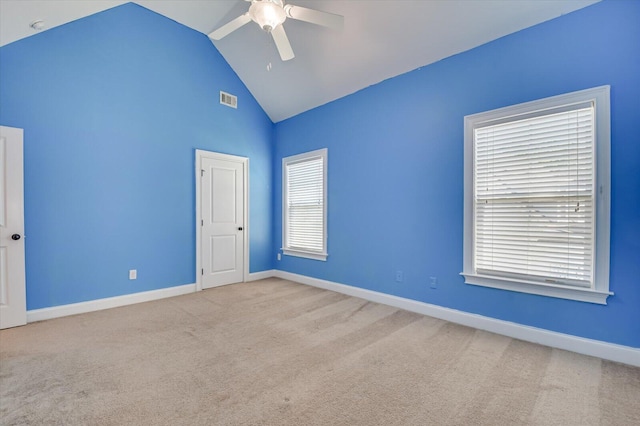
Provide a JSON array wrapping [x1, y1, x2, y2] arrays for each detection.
[[208, 13, 251, 40], [284, 5, 344, 31], [271, 25, 295, 61]]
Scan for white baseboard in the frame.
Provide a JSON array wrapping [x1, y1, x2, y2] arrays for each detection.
[[246, 270, 277, 281], [27, 269, 277, 323], [274, 270, 640, 367], [27, 283, 196, 323]]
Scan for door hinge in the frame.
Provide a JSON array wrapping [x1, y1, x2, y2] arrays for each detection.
[[201, 169, 204, 177], [201, 268, 204, 275], [201, 219, 203, 226]]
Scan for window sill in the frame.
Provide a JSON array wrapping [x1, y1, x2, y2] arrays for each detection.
[[460, 272, 612, 305], [282, 249, 327, 261]]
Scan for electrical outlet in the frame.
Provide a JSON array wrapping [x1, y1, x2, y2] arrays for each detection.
[[129, 269, 137, 280], [277, 253, 281, 261], [395, 271, 404, 282], [429, 276, 437, 289]]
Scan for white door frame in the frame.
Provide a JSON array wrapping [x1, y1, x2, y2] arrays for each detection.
[[195, 149, 249, 292]]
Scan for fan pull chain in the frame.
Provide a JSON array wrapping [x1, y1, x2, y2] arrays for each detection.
[[263, 30, 274, 72]]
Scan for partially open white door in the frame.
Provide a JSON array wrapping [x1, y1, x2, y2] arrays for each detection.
[[198, 151, 247, 289], [0, 126, 26, 329]]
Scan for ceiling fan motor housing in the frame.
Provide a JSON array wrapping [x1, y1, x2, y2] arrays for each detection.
[[249, 0, 287, 32]]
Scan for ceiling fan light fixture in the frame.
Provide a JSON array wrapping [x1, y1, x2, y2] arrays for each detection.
[[209, 0, 342, 62], [249, 0, 286, 32]]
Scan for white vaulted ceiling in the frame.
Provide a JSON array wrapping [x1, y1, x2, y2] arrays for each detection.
[[0, 0, 599, 122]]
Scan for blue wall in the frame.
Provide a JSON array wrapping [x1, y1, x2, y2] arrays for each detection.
[[273, 0, 640, 347], [0, 3, 273, 310]]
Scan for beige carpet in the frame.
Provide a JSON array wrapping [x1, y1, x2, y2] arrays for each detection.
[[1, 278, 639, 425]]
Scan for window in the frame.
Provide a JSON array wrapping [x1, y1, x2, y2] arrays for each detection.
[[461, 86, 611, 304], [282, 148, 328, 261]]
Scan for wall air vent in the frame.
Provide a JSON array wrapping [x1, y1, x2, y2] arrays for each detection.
[[220, 91, 237, 109]]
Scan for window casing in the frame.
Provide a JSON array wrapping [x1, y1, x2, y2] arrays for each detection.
[[282, 148, 328, 261], [461, 86, 611, 304]]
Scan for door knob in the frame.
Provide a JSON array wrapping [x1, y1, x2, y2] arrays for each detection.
[[238, 227, 243, 231], [11, 234, 21, 241]]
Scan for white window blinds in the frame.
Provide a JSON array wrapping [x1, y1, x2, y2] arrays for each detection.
[[283, 149, 327, 259], [473, 104, 595, 287]]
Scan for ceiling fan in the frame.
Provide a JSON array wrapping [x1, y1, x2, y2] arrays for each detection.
[[208, 0, 344, 61]]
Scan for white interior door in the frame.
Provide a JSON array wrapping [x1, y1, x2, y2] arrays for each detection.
[[200, 153, 245, 289], [0, 126, 26, 329]]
